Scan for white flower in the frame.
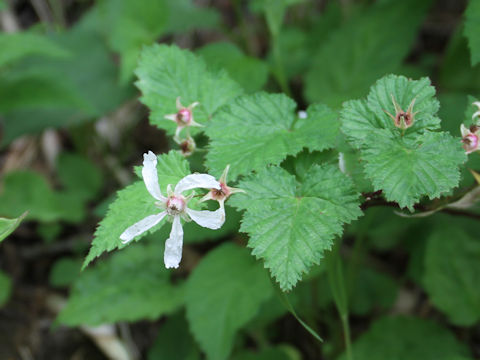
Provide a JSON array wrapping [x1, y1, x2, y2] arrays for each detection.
[[460, 123, 480, 154], [164, 97, 203, 141], [120, 151, 225, 269]]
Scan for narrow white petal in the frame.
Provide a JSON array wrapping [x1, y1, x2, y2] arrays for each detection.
[[142, 151, 165, 201], [461, 124, 470, 137], [164, 216, 184, 269], [120, 212, 167, 244], [186, 206, 225, 230], [472, 111, 480, 120], [175, 174, 221, 194]]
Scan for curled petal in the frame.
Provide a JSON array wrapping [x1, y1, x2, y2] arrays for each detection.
[[142, 151, 165, 201], [164, 215, 184, 269], [175, 174, 221, 194], [120, 211, 167, 244], [186, 206, 225, 230]]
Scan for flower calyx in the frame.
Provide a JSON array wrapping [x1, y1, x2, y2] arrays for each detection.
[[175, 135, 196, 157], [384, 95, 417, 131], [164, 97, 203, 141], [201, 165, 245, 206]]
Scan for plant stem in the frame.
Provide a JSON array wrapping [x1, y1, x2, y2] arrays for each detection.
[[327, 239, 354, 360], [271, 33, 292, 97]]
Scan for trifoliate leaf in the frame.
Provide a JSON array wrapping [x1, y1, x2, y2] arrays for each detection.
[[185, 243, 273, 360], [0, 33, 70, 68], [230, 165, 361, 291], [59, 242, 182, 326], [341, 74, 466, 210], [304, 0, 432, 108], [205, 92, 339, 179], [0, 171, 85, 223], [135, 44, 243, 134], [0, 270, 12, 307], [341, 75, 440, 148], [338, 316, 470, 360], [0, 211, 27, 243], [423, 227, 480, 326], [148, 312, 200, 360], [197, 42, 269, 93], [464, 0, 480, 66], [83, 151, 190, 268], [362, 130, 466, 210]]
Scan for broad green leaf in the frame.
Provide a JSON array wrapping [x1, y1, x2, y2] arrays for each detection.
[[250, 0, 305, 36], [0, 171, 85, 223], [338, 316, 470, 360], [148, 313, 200, 360], [0, 15, 132, 146], [83, 151, 190, 268], [59, 241, 182, 326], [341, 75, 441, 148], [305, 0, 432, 108], [423, 227, 480, 326], [464, 0, 480, 66], [197, 42, 268, 93], [341, 75, 466, 210], [135, 44, 243, 134], [0, 270, 12, 307], [57, 153, 103, 201], [49, 257, 82, 288], [185, 243, 273, 360], [349, 267, 398, 316], [0, 211, 27, 243], [163, 0, 220, 34], [205, 93, 339, 179], [0, 33, 70, 68], [230, 165, 362, 290], [362, 130, 465, 210]]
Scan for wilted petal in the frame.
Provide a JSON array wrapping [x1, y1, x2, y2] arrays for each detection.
[[164, 215, 184, 269], [142, 151, 165, 201], [175, 174, 221, 194], [186, 206, 225, 230], [120, 211, 167, 244]]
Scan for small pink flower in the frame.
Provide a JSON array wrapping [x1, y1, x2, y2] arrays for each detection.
[[164, 97, 203, 141], [460, 124, 480, 154]]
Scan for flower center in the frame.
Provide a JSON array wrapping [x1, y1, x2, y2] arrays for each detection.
[[395, 112, 412, 127], [166, 195, 186, 215], [176, 108, 191, 125], [462, 134, 479, 152], [211, 183, 230, 201]]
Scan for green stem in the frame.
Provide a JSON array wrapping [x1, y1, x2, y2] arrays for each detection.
[[327, 239, 354, 360], [271, 33, 292, 97]]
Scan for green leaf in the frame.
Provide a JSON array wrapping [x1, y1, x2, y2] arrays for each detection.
[[0, 33, 70, 68], [341, 75, 441, 148], [59, 241, 182, 326], [341, 75, 466, 210], [135, 44, 243, 134], [49, 257, 82, 288], [0, 211, 27, 243], [464, 0, 480, 66], [0, 270, 12, 307], [163, 0, 220, 34], [230, 165, 362, 290], [205, 92, 339, 179], [83, 151, 190, 268], [197, 42, 269, 93], [57, 153, 103, 201], [338, 316, 470, 360], [148, 313, 200, 360], [250, 0, 305, 36], [363, 131, 465, 210], [0, 171, 85, 223], [349, 267, 398, 316], [304, 0, 432, 108], [423, 227, 480, 326], [185, 243, 273, 360]]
